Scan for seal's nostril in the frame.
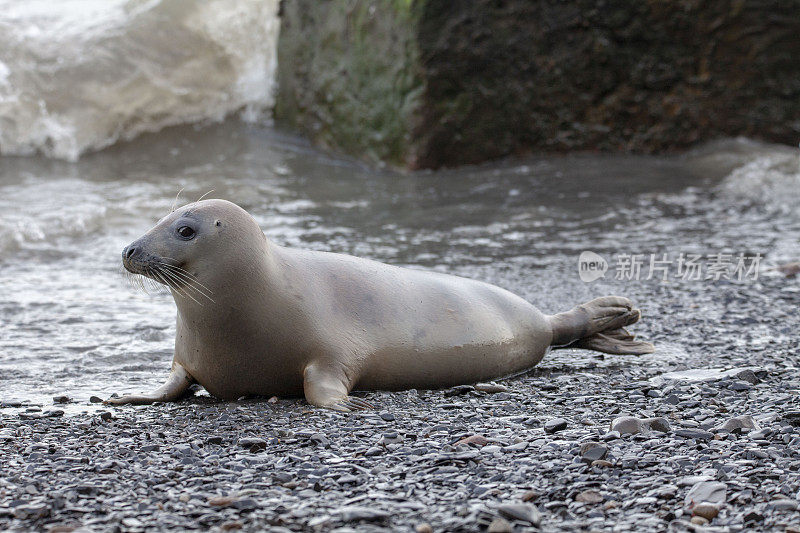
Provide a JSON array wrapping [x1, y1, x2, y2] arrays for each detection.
[[124, 246, 137, 259]]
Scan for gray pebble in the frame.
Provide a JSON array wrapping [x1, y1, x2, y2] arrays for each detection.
[[544, 418, 568, 433], [675, 429, 714, 440], [768, 499, 798, 511], [685, 481, 727, 506]]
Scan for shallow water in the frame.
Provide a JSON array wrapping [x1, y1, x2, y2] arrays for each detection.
[[0, 121, 798, 406]]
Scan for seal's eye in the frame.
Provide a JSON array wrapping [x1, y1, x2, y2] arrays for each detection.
[[176, 226, 196, 240]]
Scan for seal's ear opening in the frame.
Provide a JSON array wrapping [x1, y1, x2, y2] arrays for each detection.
[[215, 220, 221, 227]]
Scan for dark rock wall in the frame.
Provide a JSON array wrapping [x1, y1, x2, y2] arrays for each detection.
[[277, 0, 800, 169], [413, 0, 800, 168]]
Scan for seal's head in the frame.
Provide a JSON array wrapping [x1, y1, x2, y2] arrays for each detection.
[[122, 199, 266, 301]]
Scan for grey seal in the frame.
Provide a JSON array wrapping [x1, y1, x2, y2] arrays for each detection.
[[107, 199, 654, 410]]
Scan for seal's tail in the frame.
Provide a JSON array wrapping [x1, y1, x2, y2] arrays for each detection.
[[549, 296, 655, 355]]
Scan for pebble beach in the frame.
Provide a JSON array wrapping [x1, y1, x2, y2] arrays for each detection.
[[3, 270, 799, 532]]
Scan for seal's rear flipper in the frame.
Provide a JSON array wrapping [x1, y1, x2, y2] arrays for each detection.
[[569, 327, 655, 355], [549, 296, 654, 355]]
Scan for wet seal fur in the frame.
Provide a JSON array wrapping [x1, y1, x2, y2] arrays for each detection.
[[107, 199, 654, 411]]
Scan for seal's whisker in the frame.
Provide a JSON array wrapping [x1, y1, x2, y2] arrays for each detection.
[[164, 274, 215, 304], [143, 266, 172, 294], [171, 187, 185, 213], [196, 189, 215, 203], [157, 268, 204, 306], [158, 263, 214, 299], [158, 257, 213, 284], [144, 273, 158, 293], [167, 273, 214, 305], [142, 267, 170, 295], [158, 262, 210, 287], [149, 266, 180, 294], [121, 269, 148, 295], [160, 262, 201, 278], [153, 268, 195, 304], [158, 262, 215, 296], [127, 270, 152, 295], [159, 267, 202, 297], [153, 257, 214, 300]]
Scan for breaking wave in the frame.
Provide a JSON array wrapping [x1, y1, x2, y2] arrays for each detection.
[[0, 0, 279, 161], [717, 145, 800, 211]]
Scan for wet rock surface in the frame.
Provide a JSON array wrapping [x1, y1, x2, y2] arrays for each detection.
[[277, 0, 800, 169], [2, 270, 800, 531]]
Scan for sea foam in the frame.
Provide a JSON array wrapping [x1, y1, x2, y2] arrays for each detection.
[[0, 0, 279, 161]]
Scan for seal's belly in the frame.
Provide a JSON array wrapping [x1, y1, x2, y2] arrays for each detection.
[[175, 317, 309, 400], [186, 354, 307, 400]]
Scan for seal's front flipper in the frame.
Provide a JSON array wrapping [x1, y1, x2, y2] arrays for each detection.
[[303, 362, 372, 412], [571, 327, 655, 355], [328, 396, 374, 412], [549, 296, 654, 355], [105, 361, 194, 405]]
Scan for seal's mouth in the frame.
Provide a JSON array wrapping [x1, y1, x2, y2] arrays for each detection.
[[121, 244, 214, 304], [121, 245, 162, 279]]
